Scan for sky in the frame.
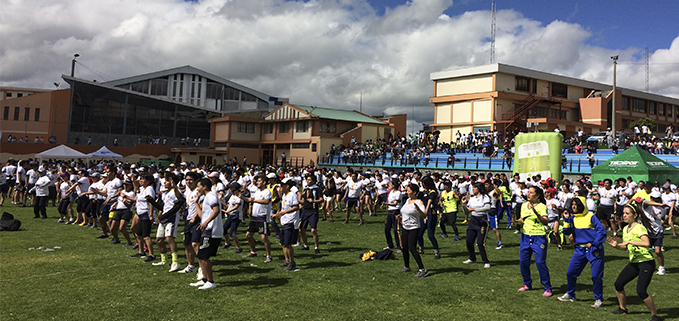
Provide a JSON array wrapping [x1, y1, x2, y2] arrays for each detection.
[[1, 0, 678, 133]]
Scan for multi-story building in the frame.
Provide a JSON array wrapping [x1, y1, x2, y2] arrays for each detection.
[[429, 63, 679, 142]]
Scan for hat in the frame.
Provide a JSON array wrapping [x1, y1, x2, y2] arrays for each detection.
[[123, 179, 133, 185], [208, 172, 219, 178], [267, 172, 276, 179], [650, 191, 662, 199], [180, 162, 187, 166], [91, 172, 100, 178], [168, 163, 176, 167], [130, 164, 136, 169], [281, 178, 296, 186], [38, 168, 46, 174], [149, 164, 157, 169], [227, 182, 241, 190], [598, 181, 605, 186]]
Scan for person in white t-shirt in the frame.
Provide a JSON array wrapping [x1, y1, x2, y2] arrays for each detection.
[[243, 176, 273, 262], [594, 179, 618, 233], [109, 179, 135, 246], [222, 182, 244, 254], [384, 179, 402, 251], [271, 178, 301, 271], [148, 173, 185, 272], [190, 178, 223, 290], [178, 171, 202, 275], [128, 173, 157, 263], [343, 172, 365, 225], [33, 169, 50, 219]]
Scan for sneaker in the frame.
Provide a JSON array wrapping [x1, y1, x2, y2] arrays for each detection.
[[591, 299, 603, 309], [557, 293, 575, 302], [190, 280, 205, 287], [198, 282, 216, 290], [434, 253, 441, 260], [558, 245, 563, 251], [495, 244, 503, 250], [58, 219, 64, 223], [235, 247, 243, 254], [284, 261, 297, 271], [610, 307, 628, 315], [277, 261, 290, 268], [461, 220, 468, 224], [673, 235, 678, 239], [542, 290, 553, 297], [301, 245, 310, 251], [462, 259, 475, 264], [358, 221, 364, 226], [178, 265, 196, 273], [452, 236, 460, 241], [396, 249, 402, 253], [343, 220, 348, 224], [657, 266, 666, 275], [124, 241, 133, 247], [399, 267, 411, 272], [513, 230, 521, 234], [222, 243, 232, 250], [96, 235, 108, 239], [517, 284, 530, 292], [132, 243, 139, 250], [414, 269, 429, 278], [244, 252, 258, 257], [169, 263, 181, 272], [143, 255, 156, 263], [650, 315, 663, 321], [64, 221, 70, 225], [130, 252, 145, 258], [152, 261, 167, 266], [264, 256, 273, 263], [438, 234, 448, 238], [483, 263, 491, 268], [314, 248, 320, 254], [111, 239, 121, 244], [196, 267, 203, 280]]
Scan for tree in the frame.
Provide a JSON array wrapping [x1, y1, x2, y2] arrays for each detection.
[[630, 118, 654, 132]]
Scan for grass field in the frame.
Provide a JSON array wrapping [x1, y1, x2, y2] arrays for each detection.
[[1, 203, 678, 321]]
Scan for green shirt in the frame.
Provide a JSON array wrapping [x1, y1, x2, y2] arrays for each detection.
[[623, 223, 654, 263], [440, 190, 458, 213], [520, 202, 548, 235], [499, 186, 511, 202]]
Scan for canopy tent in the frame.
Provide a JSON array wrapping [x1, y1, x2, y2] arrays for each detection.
[[35, 144, 89, 162], [591, 145, 679, 184], [87, 146, 122, 159]]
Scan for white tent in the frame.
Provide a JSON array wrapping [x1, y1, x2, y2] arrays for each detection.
[[87, 146, 122, 159], [35, 144, 89, 162]]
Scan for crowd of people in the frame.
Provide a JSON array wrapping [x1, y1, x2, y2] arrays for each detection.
[[1, 153, 676, 320]]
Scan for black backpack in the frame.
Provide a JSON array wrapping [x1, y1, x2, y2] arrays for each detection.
[[0, 212, 22, 231]]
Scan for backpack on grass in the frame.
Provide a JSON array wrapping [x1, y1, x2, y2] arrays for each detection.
[[0, 212, 22, 231]]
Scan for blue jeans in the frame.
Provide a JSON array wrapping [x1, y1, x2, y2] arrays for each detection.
[[417, 214, 439, 252]]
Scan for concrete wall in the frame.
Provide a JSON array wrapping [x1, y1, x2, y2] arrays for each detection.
[[452, 102, 472, 123], [472, 100, 492, 122], [436, 74, 493, 96], [230, 123, 261, 141], [436, 104, 451, 124]]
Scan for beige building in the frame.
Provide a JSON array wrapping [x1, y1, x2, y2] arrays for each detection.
[[430, 63, 679, 142]]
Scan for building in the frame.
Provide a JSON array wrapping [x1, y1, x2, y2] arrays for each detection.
[[171, 103, 399, 166], [429, 63, 679, 142], [1, 87, 70, 144]]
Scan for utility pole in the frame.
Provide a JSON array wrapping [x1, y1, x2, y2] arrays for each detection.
[[70, 53, 80, 77], [611, 55, 618, 136], [490, 1, 496, 64]]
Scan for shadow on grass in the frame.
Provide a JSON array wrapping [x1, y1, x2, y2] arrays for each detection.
[[325, 246, 365, 253], [217, 266, 276, 276], [553, 283, 600, 294], [660, 307, 679, 319], [428, 266, 476, 275], [224, 276, 289, 288], [211, 259, 241, 266], [490, 259, 519, 266], [304, 261, 355, 268], [666, 267, 679, 274]]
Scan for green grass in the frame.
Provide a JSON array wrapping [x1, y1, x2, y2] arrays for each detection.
[[1, 203, 678, 321]]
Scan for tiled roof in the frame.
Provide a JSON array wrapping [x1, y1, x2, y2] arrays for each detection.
[[294, 105, 386, 125]]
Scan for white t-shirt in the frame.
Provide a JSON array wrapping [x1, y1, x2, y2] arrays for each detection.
[[616, 186, 633, 205], [136, 186, 155, 215], [641, 200, 666, 236], [116, 190, 136, 210], [201, 191, 223, 238], [27, 169, 39, 184], [59, 182, 70, 198], [597, 187, 617, 206], [76, 177, 90, 196], [661, 192, 677, 208], [346, 180, 363, 198], [546, 198, 561, 220], [375, 179, 388, 195], [280, 190, 300, 226], [185, 188, 199, 220], [400, 199, 424, 230], [468, 194, 491, 217], [251, 188, 272, 221], [226, 195, 243, 220], [89, 181, 105, 200], [34, 176, 51, 197], [387, 190, 402, 211]]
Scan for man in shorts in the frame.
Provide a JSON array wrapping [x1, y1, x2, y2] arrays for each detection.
[[190, 178, 222, 290], [243, 176, 273, 262], [272, 178, 301, 271], [299, 174, 323, 254], [178, 171, 202, 274], [343, 172, 365, 225]]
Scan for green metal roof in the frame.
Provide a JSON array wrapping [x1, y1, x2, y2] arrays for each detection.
[[294, 105, 386, 125]]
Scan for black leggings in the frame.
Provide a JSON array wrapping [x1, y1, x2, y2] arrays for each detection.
[[614, 260, 655, 300], [58, 198, 71, 215], [401, 228, 424, 270], [466, 216, 490, 263], [440, 212, 459, 236]]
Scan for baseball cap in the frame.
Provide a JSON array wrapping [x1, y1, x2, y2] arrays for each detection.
[[208, 172, 219, 178], [650, 191, 662, 198], [227, 182, 241, 190], [267, 172, 276, 179]]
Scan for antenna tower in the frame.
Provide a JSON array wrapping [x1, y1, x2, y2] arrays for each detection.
[[490, 1, 496, 64], [645, 47, 649, 92]]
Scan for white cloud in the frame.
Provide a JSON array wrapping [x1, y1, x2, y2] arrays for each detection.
[[1, 0, 678, 132]]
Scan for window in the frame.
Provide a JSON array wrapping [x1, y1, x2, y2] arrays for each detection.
[[17, 93, 23, 97], [279, 122, 289, 133], [295, 120, 308, 132], [621, 118, 631, 129], [237, 122, 255, 133], [5, 92, 11, 98], [3, 106, 8, 120], [229, 143, 259, 149], [515, 76, 529, 92], [319, 121, 336, 133], [621, 96, 630, 110], [532, 79, 538, 94], [312, 143, 317, 152], [666, 104, 672, 117], [529, 107, 548, 117], [551, 82, 568, 98], [34, 108, 40, 121], [656, 123, 668, 134], [13, 107, 19, 120], [263, 123, 273, 134], [632, 98, 646, 112], [549, 109, 568, 119], [649, 101, 656, 114], [214, 142, 227, 148], [24, 107, 30, 121], [292, 143, 310, 149], [658, 103, 665, 116]]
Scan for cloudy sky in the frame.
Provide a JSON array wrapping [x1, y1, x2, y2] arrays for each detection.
[[1, 0, 678, 133]]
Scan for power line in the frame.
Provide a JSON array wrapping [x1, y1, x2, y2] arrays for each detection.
[[74, 61, 116, 81]]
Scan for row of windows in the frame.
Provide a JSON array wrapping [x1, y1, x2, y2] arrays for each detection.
[[621, 118, 673, 133], [237, 122, 255, 133], [214, 143, 317, 151], [514, 76, 567, 98], [4, 92, 24, 98], [3, 106, 40, 121], [244, 120, 336, 135], [621, 96, 677, 117]]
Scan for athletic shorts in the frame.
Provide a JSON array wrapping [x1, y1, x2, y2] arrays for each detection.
[[183, 220, 201, 246], [376, 193, 387, 205], [335, 189, 344, 196], [76, 196, 89, 213], [488, 214, 499, 229], [346, 197, 359, 208], [300, 210, 319, 230], [156, 221, 178, 238], [547, 218, 560, 230], [135, 219, 152, 238], [323, 195, 333, 202], [99, 202, 113, 219], [48, 186, 57, 199], [615, 205, 625, 217], [223, 217, 241, 239], [112, 209, 133, 221], [27, 184, 35, 194], [649, 235, 663, 247], [280, 223, 299, 246], [440, 212, 457, 225], [0, 184, 8, 194], [196, 237, 220, 260], [248, 220, 270, 236], [596, 205, 615, 221]]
